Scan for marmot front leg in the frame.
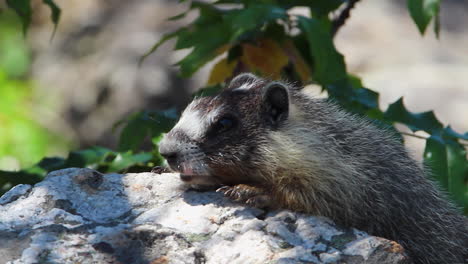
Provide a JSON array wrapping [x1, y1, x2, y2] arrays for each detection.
[[216, 184, 273, 209]]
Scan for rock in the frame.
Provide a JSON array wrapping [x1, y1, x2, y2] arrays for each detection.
[[0, 168, 410, 264]]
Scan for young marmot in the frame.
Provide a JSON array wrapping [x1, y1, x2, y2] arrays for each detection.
[[158, 73, 467, 264]]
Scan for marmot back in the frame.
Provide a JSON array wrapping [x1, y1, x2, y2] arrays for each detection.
[[159, 73, 468, 264]]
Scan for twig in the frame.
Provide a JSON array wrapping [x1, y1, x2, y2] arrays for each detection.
[[331, 0, 361, 37], [399, 131, 468, 147], [399, 131, 428, 140]]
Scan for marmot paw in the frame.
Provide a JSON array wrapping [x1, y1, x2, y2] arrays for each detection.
[[216, 184, 272, 209]]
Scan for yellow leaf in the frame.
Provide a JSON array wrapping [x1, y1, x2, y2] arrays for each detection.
[[241, 38, 289, 79], [207, 58, 237, 85]]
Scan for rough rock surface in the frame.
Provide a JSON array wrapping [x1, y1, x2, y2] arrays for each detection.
[[0, 168, 410, 264]]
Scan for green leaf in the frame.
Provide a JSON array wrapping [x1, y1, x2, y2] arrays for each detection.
[[176, 25, 231, 77], [445, 142, 467, 212], [42, 0, 61, 38], [321, 76, 380, 116], [147, 110, 178, 136], [424, 136, 467, 212], [348, 75, 379, 109], [297, 16, 347, 85], [407, 0, 440, 37], [384, 97, 443, 133], [36, 157, 66, 171], [118, 110, 177, 152], [171, 4, 229, 76], [223, 4, 287, 41], [424, 136, 448, 189], [118, 113, 150, 152], [108, 152, 153, 172], [6, 0, 32, 34], [66, 146, 113, 168], [306, 0, 343, 18]]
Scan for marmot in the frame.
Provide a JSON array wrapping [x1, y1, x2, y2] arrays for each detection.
[[158, 73, 467, 264]]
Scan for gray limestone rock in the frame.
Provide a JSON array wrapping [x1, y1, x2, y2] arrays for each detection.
[[0, 168, 410, 264]]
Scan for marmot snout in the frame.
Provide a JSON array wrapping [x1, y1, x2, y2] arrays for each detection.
[[159, 73, 468, 264]]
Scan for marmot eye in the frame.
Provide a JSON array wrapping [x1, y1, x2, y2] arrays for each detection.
[[214, 117, 236, 133]]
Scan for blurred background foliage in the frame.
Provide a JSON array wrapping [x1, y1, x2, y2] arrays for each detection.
[[0, 10, 69, 182], [1, 0, 467, 214]]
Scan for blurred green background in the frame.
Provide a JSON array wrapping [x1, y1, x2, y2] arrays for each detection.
[[0, 10, 69, 172]]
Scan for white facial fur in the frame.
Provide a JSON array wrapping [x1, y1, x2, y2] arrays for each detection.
[[172, 100, 223, 140]]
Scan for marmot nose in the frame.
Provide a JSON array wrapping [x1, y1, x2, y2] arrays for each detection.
[[160, 151, 178, 167], [159, 137, 180, 169]]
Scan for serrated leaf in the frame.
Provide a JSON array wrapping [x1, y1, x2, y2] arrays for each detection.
[[297, 16, 347, 85], [224, 4, 287, 41], [42, 0, 61, 38], [444, 126, 468, 141], [6, 0, 32, 35], [407, 0, 440, 36], [241, 38, 289, 79], [384, 97, 443, 133]]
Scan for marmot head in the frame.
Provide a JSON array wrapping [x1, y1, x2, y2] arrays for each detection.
[[158, 73, 291, 186]]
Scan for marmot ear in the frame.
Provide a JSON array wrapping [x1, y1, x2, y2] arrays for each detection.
[[227, 73, 259, 90], [262, 82, 289, 126]]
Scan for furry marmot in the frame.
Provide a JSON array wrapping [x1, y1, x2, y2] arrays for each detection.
[[158, 73, 467, 264]]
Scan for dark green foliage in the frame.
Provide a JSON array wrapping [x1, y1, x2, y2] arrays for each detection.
[[0, 146, 156, 194]]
